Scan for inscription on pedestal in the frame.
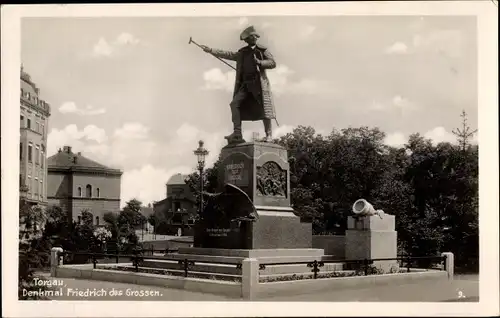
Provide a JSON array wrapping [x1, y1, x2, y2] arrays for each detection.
[[206, 227, 240, 237], [225, 162, 247, 185], [256, 161, 287, 197]]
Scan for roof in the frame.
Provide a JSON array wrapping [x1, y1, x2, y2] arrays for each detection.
[[47, 146, 121, 174], [166, 173, 189, 186], [140, 207, 154, 217]]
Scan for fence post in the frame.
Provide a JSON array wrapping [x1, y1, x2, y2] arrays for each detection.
[[183, 259, 189, 277], [363, 259, 369, 276], [50, 247, 63, 277], [406, 256, 411, 273], [441, 252, 454, 280], [92, 255, 98, 269], [242, 258, 258, 300], [116, 251, 119, 264], [134, 256, 139, 272]]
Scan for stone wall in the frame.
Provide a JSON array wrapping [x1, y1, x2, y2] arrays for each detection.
[[71, 198, 120, 224], [312, 235, 345, 259]]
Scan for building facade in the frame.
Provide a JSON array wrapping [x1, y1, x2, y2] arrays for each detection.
[[153, 173, 197, 234], [19, 66, 51, 206], [47, 146, 122, 225]]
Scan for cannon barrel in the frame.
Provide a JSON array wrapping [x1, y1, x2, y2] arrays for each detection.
[[352, 199, 385, 218]]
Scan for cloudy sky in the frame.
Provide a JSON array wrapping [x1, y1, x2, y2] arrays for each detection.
[[21, 15, 477, 207]]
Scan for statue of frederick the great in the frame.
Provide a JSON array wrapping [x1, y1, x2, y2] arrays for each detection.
[[200, 26, 277, 144]]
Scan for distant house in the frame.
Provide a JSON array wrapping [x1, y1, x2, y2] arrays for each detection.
[[153, 173, 197, 234], [47, 145, 122, 225]]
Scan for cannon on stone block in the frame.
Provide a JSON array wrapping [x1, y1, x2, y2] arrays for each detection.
[[352, 199, 386, 219]]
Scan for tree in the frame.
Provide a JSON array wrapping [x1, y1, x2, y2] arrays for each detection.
[[18, 201, 53, 299], [101, 200, 143, 252], [452, 110, 478, 151]]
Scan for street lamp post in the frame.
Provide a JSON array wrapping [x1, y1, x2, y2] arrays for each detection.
[[193, 140, 209, 217]]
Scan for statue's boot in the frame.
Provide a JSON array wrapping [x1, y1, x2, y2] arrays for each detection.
[[225, 103, 245, 143], [225, 131, 244, 143]]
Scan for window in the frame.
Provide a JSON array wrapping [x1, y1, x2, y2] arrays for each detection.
[[20, 115, 24, 128], [19, 142, 23, 160], [41, 153, 44, 168], [40, 180, 43, 198], [96, 216, 100, 226], [35, 146, 40, 165], [96, 188, 100, 198], [28, 144, 32, 162], [27, 176, 31, 193], [34, 178, 38, 197], [41, 124, 45, 136], [77, 187, 82, 197], [37, 181, 41, 198], [27, 119, 31, 129], [174, 202, 181, 212], [86, 184, 92, 198]]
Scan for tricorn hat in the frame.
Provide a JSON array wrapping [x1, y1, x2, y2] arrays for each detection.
[[240, 25, 260, 41]]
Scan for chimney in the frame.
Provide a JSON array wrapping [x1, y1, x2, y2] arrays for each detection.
[[73, 156, 78, 164], [63, 146, 72, 154], [77, 152, 81, 156], [58, 148, 62, 153]]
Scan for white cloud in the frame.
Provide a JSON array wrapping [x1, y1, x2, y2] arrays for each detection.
[[202, 68, 235, 92], [424, 126, 456, 145], [114, 122, 149, 140], [384, 132, 407, 147], [47, 122, 154, 170], [59, 102, 106, 116], [92, 37, 113, 57], [385, 42, 409, 54], [370, 95, 415, 113], [392, 95, 413, 110], [114, 32, 140, 46], [91, 33, 141, 58], [47, 124, 108, 156], [383, 127, 460, 148], [121, 165, 192, 208]]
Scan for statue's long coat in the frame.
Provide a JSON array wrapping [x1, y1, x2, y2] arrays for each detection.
[[210, 45, 276, 121]]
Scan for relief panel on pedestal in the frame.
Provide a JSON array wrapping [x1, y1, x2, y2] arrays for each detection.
[[256, 161, 287, 198]]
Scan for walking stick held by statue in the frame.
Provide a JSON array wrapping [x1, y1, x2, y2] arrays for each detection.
[[189, 37, 236, 71]]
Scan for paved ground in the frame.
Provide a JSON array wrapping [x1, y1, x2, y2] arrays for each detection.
[[39, 273, 478, 302]]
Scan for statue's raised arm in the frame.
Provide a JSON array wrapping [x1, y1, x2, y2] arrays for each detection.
[[191, 26, 279, 145]]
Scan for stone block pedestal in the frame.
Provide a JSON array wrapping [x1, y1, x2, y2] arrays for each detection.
[[345, 215, 398, 273], [194, 141, 312, 250]]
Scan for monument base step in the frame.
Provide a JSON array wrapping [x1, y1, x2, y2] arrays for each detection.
[[177, 247, 324, 258]]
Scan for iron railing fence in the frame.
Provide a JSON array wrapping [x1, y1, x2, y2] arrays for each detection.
[[60, 251, 446, 280]]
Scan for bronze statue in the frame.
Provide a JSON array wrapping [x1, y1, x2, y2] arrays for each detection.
[[198, 26, 278, 144]]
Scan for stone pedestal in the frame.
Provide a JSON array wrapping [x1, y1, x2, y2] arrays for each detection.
[[345, 215, 398, 273], [194, 141, 312, 249]]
